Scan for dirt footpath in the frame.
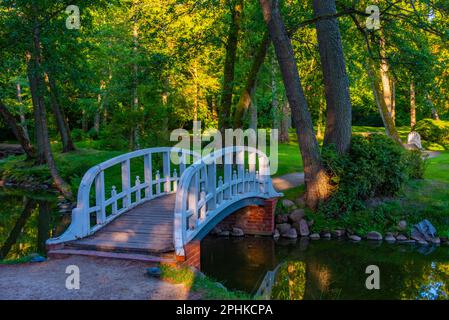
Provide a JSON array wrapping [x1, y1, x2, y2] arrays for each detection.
[[0, 255, 197, 300]]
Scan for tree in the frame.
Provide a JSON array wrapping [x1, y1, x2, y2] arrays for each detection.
[[259, 0, 331, 209], [219, 0, 243, 131], [313, 0, 352, 154]]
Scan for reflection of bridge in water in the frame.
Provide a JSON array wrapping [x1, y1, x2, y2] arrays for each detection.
[[46, 146, 281, 267]]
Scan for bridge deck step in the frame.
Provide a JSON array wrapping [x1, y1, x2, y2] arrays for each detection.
[[48, 249, 176, 264], [65, 194, 177, 257]]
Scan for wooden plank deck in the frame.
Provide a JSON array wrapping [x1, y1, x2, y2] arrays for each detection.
[[65, 193, 176, 255]]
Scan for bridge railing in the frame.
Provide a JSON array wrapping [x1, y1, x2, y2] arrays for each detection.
[[47, 147, 199, 245], [174, 146, 281, 256]]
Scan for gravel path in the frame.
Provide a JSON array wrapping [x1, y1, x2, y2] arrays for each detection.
[[272, 172, 304, 191], [0, 256, 198, 300]]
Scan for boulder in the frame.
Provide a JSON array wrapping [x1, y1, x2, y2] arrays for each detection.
[[385, 234, 396, 242], [289, 209, 305, 223], [417, 239, 429, 246], [348, 235, 361, 242], [367, 231, 383, 241], [413, 219, 437, 242], [273, 229, 280, 239], [212, 227, 222, 235], [219, 230, 230, 237], [231, 227, 244, 237], [397, 220, 407, 231], [396, 234, 408, 241], [407, 131, 423, 150], [310, 233, 320, 240], [332, 229, 345, 238], [281, 199, 295, 208], [307, 219, 314, 227], [321, 232, 332, 239], [298, 219, 310, 237], [430, 237, 441, 245], [275, 214, 287, 224], [276, 223, 291, 235], [282, 228, 298, 239]]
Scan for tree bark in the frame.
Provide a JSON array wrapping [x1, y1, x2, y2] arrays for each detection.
[[0, 99, 35, 159], [280, 96, 290, 143], [248, 83, 258, 130], [16, 83, 29, 140], [259, 0, 331, 210], [233, 31, 270, 128], [271, 53, 280, 130], [219, 0, 243, 131], [410, 79, 416, 129], [28, 11, 73, 199], [45, 72, 76, 153], [312, 0, 352, 154]]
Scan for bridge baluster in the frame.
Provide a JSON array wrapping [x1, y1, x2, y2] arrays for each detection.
[[95, 171, 106, 224], [121, 159, 131, 207], [245, 169, 250, 193], [237, 148, 244, 193], [232, 170, 238, 197], [144, 153, 153, 199], [188, 172, 199, 229], [200, 187, 206, 221], [206, 162, 216, 211], [135, 176, 141, 202], [223, 152, 232, 200], [217, 176, 223, 205], [111, 186, 117, 214], [173, 169, 178, 192], [163, 151, 171, 193], [155, 170, 161, 195]]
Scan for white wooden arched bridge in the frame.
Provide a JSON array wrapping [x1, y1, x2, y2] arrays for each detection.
[[47, 146, 281, 264]]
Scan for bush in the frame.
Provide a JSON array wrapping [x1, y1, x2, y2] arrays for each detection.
[[71, 128, 87, 142], [414, 118, 449, 149], [319, 134, 424, 217]]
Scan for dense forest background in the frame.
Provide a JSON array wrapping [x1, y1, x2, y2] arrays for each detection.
[[0, 0, 448, 203]]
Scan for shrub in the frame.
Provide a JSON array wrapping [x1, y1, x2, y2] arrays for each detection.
[[71, 128, 87, 142], [414, 118, 449, 149], [319, 134, 423, 217]]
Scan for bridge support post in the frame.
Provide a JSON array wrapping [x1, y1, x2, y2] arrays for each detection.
[[176, 240, 201, 270]]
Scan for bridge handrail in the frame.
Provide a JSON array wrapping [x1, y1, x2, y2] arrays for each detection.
[[47, 147, 199, 245], [174, 146, 281, 256]]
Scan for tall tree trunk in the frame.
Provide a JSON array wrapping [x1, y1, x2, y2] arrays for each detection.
[[410, 79, 416, 129], [313, 0, 352, 154], [260, 0, 331, 210], [0, 99, 35, 159], [379, 35, 396, 126], [45, 73, 76, 153], [279, 96, 290, 143], [367, 59, 402, 144], [219, 0, 243, 131], [271, 53, 280, 130], [16, 83, 29, 140], [28, 11, 72, 199], [248, 84, 258, 130], [391, 78, 396, 124], [233, 31, 270, 128]]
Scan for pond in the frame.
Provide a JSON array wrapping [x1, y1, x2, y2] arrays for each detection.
[[201, 236, 449, 300], [1, 189, 449, 300], [0, 189, 67, 262]]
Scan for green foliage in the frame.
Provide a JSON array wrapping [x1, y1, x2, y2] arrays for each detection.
[[160, 264, 250, 300], [415, 119, 449, 149], [71, 129, 88, 142], [319, 135, 423, 217], [404, 150, 427, 179]]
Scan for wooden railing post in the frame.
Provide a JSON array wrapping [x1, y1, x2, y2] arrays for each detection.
[[188, 172, 199, 229], [207, 161, 216, 211], [224, 152, 232, 200], [121, 159, 131, 207], [163, 151, 171, 193], [237, 148, 244, 193], [95, 171, 106, 224], [144, 153, 153, 199]]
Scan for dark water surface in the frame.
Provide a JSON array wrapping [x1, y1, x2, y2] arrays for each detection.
[[0, 189, 67, 261], [201, 236, 449, 300]]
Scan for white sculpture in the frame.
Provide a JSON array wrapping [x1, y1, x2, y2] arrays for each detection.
[[406, 131, 423, 150]]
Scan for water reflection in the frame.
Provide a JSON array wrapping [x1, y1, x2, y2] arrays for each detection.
[[201, 236, 449, 300], [0, 190, 66, 261]]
